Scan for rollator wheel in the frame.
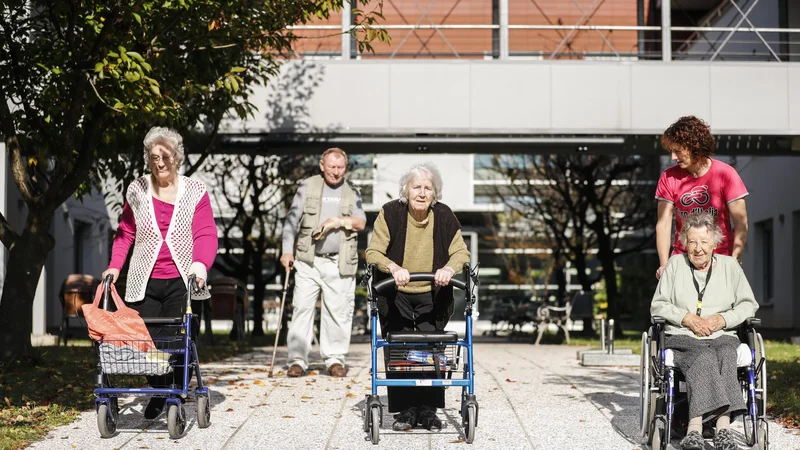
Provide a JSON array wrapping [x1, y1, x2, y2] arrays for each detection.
[[369, 406, 380, 444], [96, 399, 119, 438], [167, 403, 186, 439], [465, 404, 477, 444], [196, 394, 211, 428]]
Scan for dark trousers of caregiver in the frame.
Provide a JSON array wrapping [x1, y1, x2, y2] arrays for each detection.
[[382, 291, 446, 413]]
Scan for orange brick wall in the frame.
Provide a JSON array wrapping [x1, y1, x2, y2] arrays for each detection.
[[289, 0, 651, 59]]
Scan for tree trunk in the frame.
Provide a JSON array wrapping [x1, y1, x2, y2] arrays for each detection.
[[0, 213, 54, 359], [250, 260, 265, 337]]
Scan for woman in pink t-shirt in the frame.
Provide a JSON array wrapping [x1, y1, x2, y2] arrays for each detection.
[[101, 126, 218, 419], [655, 116, 749, 280]]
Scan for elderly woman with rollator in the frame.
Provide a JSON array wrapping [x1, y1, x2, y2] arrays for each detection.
[[650, 211, 758, 450], [102, 126, 218, 420], [365, 162, 471, 432]]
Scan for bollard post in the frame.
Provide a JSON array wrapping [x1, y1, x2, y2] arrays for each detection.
[[608, 319, 615, 355], [600, 318, 606, 352]]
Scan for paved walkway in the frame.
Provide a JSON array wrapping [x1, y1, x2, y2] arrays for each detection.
[[29, 343, 800, 450]]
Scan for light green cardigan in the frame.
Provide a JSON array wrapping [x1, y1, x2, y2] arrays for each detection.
[[650, 254, 759, 339]]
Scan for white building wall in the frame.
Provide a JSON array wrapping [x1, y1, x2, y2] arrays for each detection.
[[227, 60, 800, 137], [737, 156, 800, 329]]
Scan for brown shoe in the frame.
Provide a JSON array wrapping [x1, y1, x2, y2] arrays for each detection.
[[287, 364, 305, 378], [327, 363, 347, 377]]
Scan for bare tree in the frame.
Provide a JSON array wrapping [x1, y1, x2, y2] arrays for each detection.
[[204, 154, 317, 337], [484, 154, 658, 332]]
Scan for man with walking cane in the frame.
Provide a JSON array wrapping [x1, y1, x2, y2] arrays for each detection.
[[279, 148, 366, 378]]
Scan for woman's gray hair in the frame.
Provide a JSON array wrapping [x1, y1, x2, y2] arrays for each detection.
[[143, 126, 184, 167], [678, 211, 725, 247], [398, 163, 443, 205]]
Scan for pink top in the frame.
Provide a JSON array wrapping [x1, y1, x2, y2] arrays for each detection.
[[655, 158, 748, 256], [109, 192, 218, 279]]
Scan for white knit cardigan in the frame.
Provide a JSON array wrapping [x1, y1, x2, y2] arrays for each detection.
[[125, 175, 208, 302]]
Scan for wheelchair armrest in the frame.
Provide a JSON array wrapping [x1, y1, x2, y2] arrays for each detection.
[[745, 317, 761, 328], [651, 316, 666, 325]]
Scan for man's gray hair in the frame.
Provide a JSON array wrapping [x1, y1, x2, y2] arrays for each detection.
[[398, 163, 443, 205], [678, 211, 724, 247], [143, 126, 184, 166]]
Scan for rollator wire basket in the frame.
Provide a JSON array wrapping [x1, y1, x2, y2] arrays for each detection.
[[386, 344, 460, 372], [97, 334, 184, 376]]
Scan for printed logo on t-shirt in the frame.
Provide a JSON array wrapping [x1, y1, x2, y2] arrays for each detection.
[[679, 185, 710, 207], [677, 206, 719, 221], [321, 196, 339, 203]]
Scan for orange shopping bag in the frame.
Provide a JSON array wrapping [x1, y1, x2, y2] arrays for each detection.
[[82, 283, 156, 352]]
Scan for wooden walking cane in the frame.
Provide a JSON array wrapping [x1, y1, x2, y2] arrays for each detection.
[[268, 263, 292, 378]]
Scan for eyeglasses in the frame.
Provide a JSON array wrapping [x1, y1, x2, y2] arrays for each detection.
[[149, 154, 174, 164]]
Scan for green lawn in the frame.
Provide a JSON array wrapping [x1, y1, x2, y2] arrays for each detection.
[[0, 336, 257, 450]]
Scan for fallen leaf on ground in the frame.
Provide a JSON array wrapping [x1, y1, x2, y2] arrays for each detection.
[[253, 380, 265, 386], [505, 379, 516, 383], [281, 415, 295, 418], [225, 408, 234, 412], [346, 393, 356, 398], [301, 396, 313, 399]]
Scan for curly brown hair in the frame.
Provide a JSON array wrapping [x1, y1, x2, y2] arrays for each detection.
[[660, 116, 716, 158]]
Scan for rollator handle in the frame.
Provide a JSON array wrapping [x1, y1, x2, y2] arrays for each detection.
[[372, 273, 467, 295]]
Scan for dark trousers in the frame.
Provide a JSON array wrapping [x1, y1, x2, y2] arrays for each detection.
[[383, 291, 446, 413], [126, 277, 193, 389]]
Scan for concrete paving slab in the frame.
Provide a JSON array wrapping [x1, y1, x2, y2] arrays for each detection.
[[27, 343, 800, 450], [581, 353, 641, 367], [576, 348, 633, 359]]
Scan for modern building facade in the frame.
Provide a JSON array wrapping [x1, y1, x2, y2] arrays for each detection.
[[2, 0, 799, 337]]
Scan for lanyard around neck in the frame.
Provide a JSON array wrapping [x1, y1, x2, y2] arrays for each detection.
[[689, 254, 713, 316]]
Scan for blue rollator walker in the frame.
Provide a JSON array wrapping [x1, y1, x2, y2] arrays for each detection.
[[92, 274, 211, 439], [362, 263, 479, 445]]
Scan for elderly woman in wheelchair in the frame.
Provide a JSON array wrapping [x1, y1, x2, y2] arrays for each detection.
[[643, 211, 763, 450]]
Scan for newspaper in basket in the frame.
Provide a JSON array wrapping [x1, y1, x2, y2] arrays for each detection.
[[98, 340, 172, 375]]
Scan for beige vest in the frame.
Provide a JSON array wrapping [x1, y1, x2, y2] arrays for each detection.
[[296, 175, 358, 277]]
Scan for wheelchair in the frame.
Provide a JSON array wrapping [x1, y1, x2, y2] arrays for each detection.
[[639, 316, 768, 450]]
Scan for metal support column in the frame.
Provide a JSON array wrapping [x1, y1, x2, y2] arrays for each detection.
[[342, 0, 352, 60], [499, 0, 509, 59], [661, 0, 671, 61], [637, 0, 645, 57]]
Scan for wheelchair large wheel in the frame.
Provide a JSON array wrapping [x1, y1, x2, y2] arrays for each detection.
[[745, 333, 768, 445], [639, 332, 650, 438], [640, 331, 659, 444]]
